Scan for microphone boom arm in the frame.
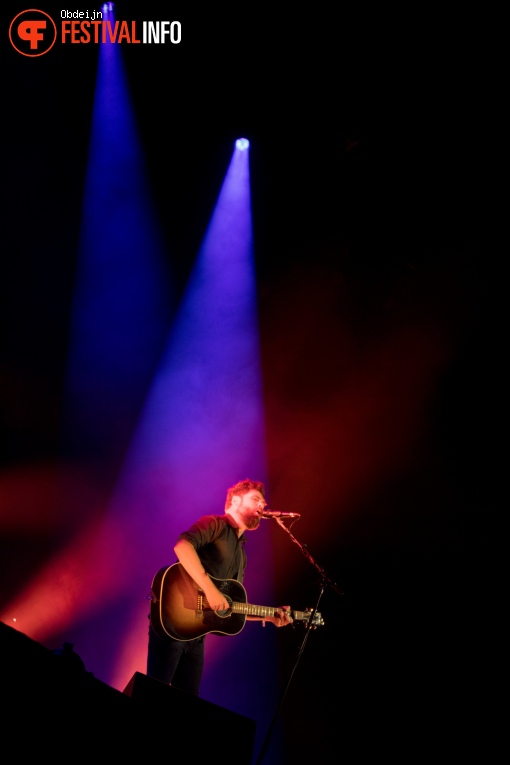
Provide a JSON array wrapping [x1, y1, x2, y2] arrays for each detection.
[[274, 517, 343, 597]]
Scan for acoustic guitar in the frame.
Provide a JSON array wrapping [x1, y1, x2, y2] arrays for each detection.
[[150, 562, 324, 641]]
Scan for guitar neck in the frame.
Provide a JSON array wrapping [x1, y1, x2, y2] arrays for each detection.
[[230, 602, 309, 622]]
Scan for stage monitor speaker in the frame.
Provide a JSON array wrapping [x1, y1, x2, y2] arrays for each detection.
[[0, 621, 142, 756], [123, 671, 256, 764]]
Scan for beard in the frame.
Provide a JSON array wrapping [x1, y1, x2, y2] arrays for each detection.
[[243, 513, 261, 530], [239, 499, 262, 530]]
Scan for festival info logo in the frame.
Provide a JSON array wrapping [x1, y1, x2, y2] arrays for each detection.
[[9, 9, 181, 54], [9, 9, 57, 57]]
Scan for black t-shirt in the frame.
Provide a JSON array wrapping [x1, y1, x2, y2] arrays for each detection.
[[177, 513, 247, 582]]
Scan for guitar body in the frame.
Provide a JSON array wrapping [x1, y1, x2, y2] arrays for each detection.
[[150, 562, 248, 641]]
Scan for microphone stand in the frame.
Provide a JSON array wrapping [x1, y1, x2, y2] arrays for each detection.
[[254, 518, 343, 765]]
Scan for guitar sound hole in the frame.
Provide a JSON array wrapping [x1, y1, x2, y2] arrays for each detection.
[[215, 598, 232, 618]]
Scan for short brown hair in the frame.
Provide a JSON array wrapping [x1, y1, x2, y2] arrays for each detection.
[[225, 478, 265, 509]]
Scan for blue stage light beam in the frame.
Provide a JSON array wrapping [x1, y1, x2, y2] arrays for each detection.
[[95, 136, 283, 761], [62, 6, 173, 477]]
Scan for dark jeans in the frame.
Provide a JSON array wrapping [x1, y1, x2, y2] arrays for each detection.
[[147, 622, 205, 696]]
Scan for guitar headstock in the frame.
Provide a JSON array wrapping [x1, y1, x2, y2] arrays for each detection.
[[302, 609, 324, 628]]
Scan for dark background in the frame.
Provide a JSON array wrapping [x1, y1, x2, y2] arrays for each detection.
[[2, 3, 495, 761]]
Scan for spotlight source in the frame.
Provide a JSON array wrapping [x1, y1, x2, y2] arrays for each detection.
[[235, 138, 250, 151]]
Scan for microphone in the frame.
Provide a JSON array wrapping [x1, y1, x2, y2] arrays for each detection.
[[260, 510, 301, 519]]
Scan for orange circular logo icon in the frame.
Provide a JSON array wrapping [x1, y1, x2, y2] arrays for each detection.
[[9, 9, 57, 57]]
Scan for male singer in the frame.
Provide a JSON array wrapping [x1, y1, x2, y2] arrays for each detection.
[[146, 478, 294, 696]]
